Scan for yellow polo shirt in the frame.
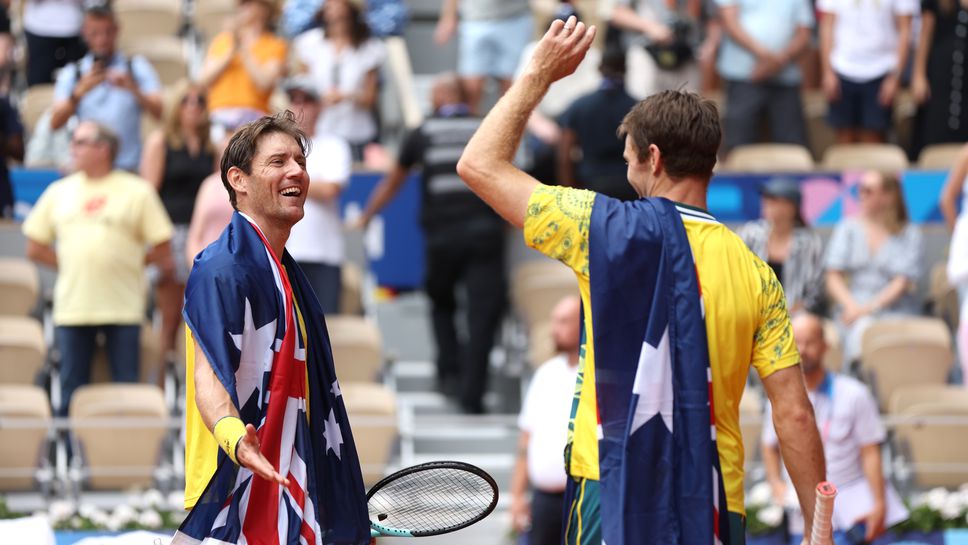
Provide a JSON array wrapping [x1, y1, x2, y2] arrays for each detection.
[[22, 171, 173, 325], [523, 185, 799, 514]]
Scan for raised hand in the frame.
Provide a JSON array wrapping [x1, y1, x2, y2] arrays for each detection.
[[524, 16, 597, 88]]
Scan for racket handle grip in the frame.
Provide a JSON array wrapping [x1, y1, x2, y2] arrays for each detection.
[[810, 481, 837, 545]]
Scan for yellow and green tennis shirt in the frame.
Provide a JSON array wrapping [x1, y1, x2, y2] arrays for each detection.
[[523, 185, 800, 515]]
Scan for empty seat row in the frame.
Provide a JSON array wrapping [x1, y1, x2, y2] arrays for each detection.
[[722, 142, 964, 173]]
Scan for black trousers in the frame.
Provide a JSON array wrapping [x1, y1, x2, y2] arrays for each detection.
[[529, 489, 564, 545], [25, 31, 86, 87], [723, 79, 808, 152], [424, 231, 506, 413]]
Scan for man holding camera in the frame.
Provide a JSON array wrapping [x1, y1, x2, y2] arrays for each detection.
[[49, 1, 162, 172]]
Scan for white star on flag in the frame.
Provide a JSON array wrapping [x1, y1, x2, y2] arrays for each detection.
[[630, 326, 674, 435], [331, 381, 341, 397], [322, 408, 343, 460], [229, 298, 278, 404]]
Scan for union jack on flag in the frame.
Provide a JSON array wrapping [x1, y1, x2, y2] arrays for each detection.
[[587, 197, 731, 545], [173, 212, 371, 545]]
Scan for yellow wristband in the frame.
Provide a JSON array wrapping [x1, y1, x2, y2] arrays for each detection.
[[213, 416, 246, 465]]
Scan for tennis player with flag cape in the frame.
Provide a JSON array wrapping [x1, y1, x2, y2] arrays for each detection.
[[455, 15, 827, 545], [173, 113, 371, 545]]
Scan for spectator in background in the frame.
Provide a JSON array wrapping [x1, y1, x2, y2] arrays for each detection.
[[763, 313, 907, 544], [294, 0, 385, 162], [509, 295, 581, 545], [819, 0, 917, 144], [609, 0, 702, 99], [716, 0, 813, 153], [283, 76, 352, 314], [139, 82, 215, 361], [825, 171, 923, 363], [23, 0, 86, 87], [355, 73, 506, 414], [738, 178, 824, 315], [22, 121, 174, 415], [282, 0, 409, 39], [49, 2, 163, 172], [940, 143, 968, 386], [199, 0, 287, 140], [557, 46, 638, 201], [435, 0, 534, 114], [0, 89, 24, 219], [911, 0, 968, 158]]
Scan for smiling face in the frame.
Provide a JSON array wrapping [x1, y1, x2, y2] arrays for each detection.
[[229, 131, 309, 228]]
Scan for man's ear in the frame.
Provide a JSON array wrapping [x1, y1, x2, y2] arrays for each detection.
[[648, 143, 663, 177], [227, 166, 247, 199]]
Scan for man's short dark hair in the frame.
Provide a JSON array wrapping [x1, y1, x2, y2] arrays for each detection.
[[220, 111, 309, 210], [83, 0, 115, 19], [618, 90, 721, 181]]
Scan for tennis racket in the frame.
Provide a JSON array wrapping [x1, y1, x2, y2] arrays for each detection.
[[809, 481, 837, 545], [367, 461, 499, 538]]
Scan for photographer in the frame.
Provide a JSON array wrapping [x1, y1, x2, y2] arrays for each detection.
[[608, 0, 702, 98], [49, 1, 162, 172]]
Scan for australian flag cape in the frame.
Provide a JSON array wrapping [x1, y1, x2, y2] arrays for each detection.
[[173, 212, 371, 545], [588, 196, 730, 545]]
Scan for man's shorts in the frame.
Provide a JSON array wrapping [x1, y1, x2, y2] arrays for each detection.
[[827, 73, 893, 132], [563, 477, 748, 545], [458, 12, 533, 79]]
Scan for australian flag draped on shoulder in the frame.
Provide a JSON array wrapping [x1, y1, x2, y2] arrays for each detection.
[[588, 196, 730, 545], [173, 212, 370, 545]]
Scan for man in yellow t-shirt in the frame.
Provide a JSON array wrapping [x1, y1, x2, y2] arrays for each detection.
[[23, 121, 174, 415], [456, 17, 826, 545]]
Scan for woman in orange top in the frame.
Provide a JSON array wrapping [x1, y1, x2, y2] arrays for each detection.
[[199, 0, 287, 137]]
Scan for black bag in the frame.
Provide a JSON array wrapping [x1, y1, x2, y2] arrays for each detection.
[[644, 18, 695, 71]]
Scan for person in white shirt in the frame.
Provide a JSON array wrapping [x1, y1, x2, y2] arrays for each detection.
[[818, 0, 918, 143], [762, 313, 907, 544], [510, 295, 582, 545], [283, 76, 352, 313]]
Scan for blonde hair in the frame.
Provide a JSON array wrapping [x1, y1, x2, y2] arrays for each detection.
[[164, 80, 213, 155]]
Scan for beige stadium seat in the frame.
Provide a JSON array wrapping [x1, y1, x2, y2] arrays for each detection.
[[511, 259, 579, 330], [20, 84, 55, 135], [0, 316, 46, 384], [126, 37, 188, 86], [891, 385, 968, 415], [928, 262, 960, 330], [894, 402, 968, 488], [70, 383, 168, 489], [341, 382, 397, 486], [0, 257, 40, 315], [341, 263, 364, 316], [822, 319, 843, 373], [860, 319, 953, 411], [722, 144, 815, 172], [820, 143, 909, 172], [860, 317, 951, 358], [115, 0, 182, 48], [918, 143, 965, 170], [327, 315, 384, 383], [90, 323, 164, 385], [0, 385, 52, 491], [739, 387, 763, 471], [193, 0, 235, 43]]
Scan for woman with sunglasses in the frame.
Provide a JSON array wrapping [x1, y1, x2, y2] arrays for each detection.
[[139, 81, 216, 365], [825, 170, 924, 364]]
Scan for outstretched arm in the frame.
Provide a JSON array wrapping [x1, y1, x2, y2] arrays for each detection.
[[456, 16, 596, 229]]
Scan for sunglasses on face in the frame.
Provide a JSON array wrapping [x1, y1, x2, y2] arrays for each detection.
[[181, 95, 207, 107], [71, 138, 102, 147]]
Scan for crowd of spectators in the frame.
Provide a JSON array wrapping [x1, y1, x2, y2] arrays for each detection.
[[2, 0, 968, 512]]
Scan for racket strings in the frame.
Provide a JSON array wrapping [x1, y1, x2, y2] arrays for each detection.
[[368, 467, 494, 532]]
